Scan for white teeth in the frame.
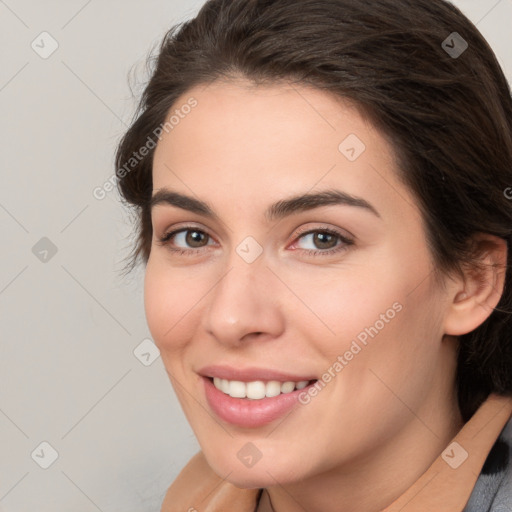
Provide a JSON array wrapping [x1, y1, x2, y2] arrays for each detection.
[[221, 379, 230, 394], [281, 381, 295, 394], [265, 381, 281, 398], [229, 380, 247, 398], [246, 381, 266, 400], [212, 377, 312, 399]]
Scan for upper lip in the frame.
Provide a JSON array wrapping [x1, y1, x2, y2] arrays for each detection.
[[198, 365, 317, 383]]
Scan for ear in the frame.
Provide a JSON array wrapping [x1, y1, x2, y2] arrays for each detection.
[[443, 234, 508, 336]]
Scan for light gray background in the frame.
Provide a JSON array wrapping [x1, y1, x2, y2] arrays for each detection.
[[0, 1, 511, 511]]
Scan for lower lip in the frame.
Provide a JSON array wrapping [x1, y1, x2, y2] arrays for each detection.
[[203, 377, 315, 428]]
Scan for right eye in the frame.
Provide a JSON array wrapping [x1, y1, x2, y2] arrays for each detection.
[[157, 226, 216, 255]]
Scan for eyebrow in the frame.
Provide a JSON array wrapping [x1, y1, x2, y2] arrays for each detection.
[[149, 188, 381, 221]]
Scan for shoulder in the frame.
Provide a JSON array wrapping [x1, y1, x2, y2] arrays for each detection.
[[464, 416, 512, 512], [160, 451, 260, 512]]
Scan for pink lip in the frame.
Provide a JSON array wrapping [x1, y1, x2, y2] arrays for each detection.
[[202, 377, 316, 428], [198, 364, 316, 382]]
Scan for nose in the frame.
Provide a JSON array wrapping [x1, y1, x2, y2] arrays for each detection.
[[201, 254, 285, 347]]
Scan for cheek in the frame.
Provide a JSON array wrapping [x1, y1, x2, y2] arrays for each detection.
[[283, 259, 409, 355], [143, 258, 206, 352], [337, 276, 446, 419], [293, 247, 442, 383]]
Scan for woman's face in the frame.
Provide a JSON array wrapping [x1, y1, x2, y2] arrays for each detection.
[[145, 79, 459, 487]]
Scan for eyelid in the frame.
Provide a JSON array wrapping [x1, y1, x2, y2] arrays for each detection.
[[287, 226, 354, 254], [292, 223, 355, 241], [157, 223, 351, 242], [157, 222, 216, 245], [156, 222, 355, 257]]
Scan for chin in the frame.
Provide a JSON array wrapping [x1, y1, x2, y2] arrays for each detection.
[[204, 449, 305, 489], [228, 474, 270, 490], [227, 469, 295, 490]]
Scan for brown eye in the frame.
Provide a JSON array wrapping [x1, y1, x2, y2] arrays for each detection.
[[311, 232, 338, 250], [291, 227, 354, 257], [184, 230, 208, 248], [158, 227, 213, 252]]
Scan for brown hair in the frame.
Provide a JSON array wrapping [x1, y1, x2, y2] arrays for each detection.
[[115, 0, 512, 421]]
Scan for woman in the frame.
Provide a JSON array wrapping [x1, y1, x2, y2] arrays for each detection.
[[115, 0, 512, 510]]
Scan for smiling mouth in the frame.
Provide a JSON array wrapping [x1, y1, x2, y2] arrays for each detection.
[[210, 377, 317, 400]]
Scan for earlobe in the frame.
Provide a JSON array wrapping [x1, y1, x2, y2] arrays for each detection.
[[443, 235, 508, 336]]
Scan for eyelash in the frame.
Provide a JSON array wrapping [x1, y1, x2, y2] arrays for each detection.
[[156, 225, 354, 257]]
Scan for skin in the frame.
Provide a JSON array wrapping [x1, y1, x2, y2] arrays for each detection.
[[146, 78, 506, 512]]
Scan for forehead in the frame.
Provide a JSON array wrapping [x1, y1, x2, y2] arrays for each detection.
[[151, 79, 419, 224], [154, 78, 377, 158]]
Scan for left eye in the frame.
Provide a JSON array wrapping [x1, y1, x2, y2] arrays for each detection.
[[294, 230, 342, 251]]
